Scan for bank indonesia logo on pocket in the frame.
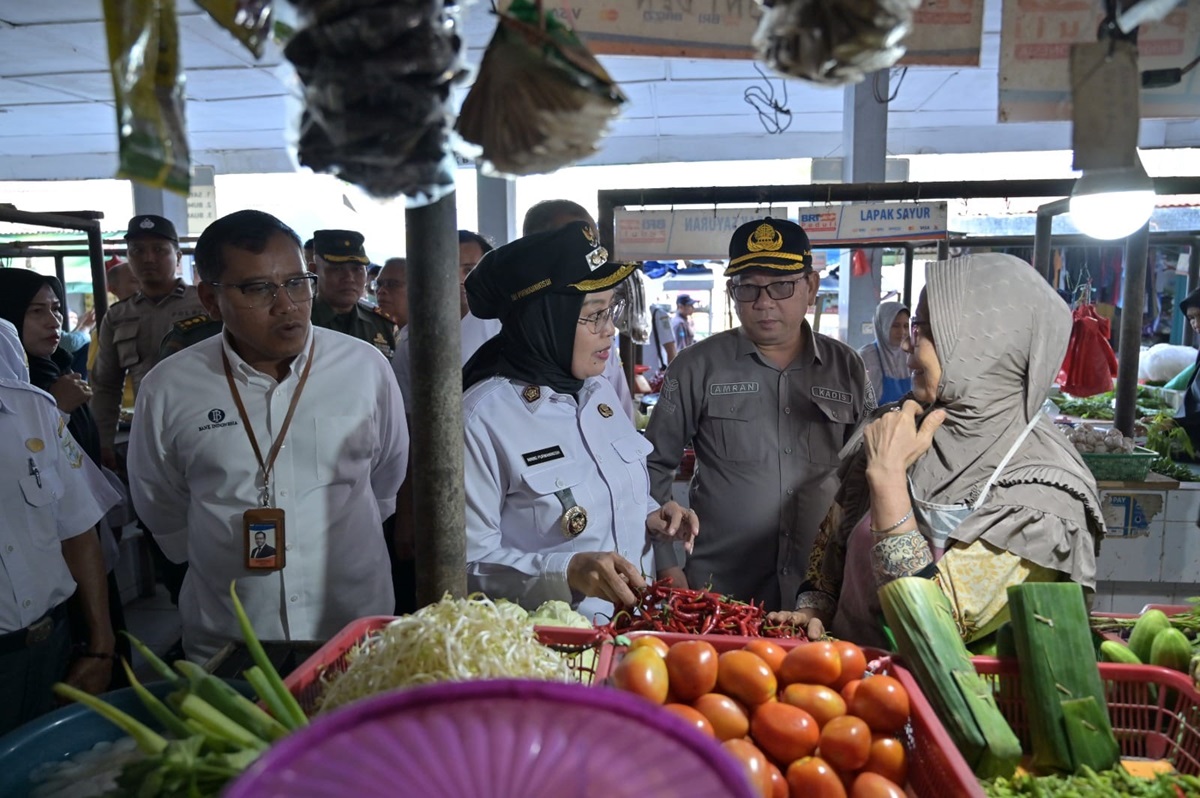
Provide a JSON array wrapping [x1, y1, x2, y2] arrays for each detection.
[[208, 409, 226, 423]]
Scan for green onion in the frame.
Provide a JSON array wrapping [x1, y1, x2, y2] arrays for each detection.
[[229, 580, 308, 729], [53, 682, 169, 755], [121, 659, 193, 740], [121, 630, 182, 687], [173, 693, 267, 751]]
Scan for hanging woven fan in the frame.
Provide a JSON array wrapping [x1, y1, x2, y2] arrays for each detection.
[[456, 0, 626, 176]]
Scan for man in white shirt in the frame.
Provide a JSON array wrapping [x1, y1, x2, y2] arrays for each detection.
[[128, 210, 408, 662], [0, 319, 116, 734]]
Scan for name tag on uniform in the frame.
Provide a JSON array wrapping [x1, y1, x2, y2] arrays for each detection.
[[709, 381, 760, 396], [522, 445, 565, 466], [812, 386, 852, 404]]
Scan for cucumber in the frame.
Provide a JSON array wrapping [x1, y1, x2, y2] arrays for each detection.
[[1098, 640, 1142, 664], [1128, 609, 1171, 664], [1150, 628, 1193, 674]]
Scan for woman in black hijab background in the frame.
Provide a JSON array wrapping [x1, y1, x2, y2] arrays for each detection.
[[0, 268, 130, 679]]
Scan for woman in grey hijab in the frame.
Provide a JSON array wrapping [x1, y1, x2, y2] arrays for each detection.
[[775, 254, 1105, 649], [857, 300, 911, 405]]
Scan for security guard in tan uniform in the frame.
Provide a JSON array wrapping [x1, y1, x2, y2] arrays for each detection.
[[644, 218, 874, 611], [309, 229, 396, 359], [92, 215, 206, 469]]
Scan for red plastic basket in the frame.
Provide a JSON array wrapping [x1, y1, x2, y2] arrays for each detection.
[[914, 659, 1200, 798], [601, 632, 949, 798], [282, 616, 611, 716]]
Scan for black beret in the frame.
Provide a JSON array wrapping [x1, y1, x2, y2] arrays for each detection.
[[466, 221, 637, 320], [726, 217, 813, 276], [313, 229, 368, 264]]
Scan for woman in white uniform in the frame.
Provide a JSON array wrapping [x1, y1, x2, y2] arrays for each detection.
[[462, 222, 698, 623]]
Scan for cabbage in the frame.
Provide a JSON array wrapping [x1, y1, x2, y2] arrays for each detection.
[[529, 600, 592, 629]]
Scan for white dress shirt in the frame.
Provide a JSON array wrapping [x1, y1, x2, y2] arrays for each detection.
[[127, 327, 408, 662], [391, 312, 502, 409], [463, 375, 657, 625], [0, 380, 110, 633]]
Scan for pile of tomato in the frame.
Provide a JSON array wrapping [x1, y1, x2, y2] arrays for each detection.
[[609, 636, 911, 798]]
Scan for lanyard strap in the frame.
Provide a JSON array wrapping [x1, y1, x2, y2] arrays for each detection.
[[221, 340, 316, 506], [971, 411, 1044, 510]]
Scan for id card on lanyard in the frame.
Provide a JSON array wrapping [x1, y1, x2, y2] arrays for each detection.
[[222, 340, 315, 572]]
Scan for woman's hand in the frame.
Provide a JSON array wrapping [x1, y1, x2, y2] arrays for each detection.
[[50, 372, 93, 413], [567, 552, 646, 608], [864, 400, 946, 476], [646, 501, 699, 554], [766, 608, 830, 640]]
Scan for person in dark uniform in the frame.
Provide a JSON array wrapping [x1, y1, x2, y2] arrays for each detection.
[[310, 229, 396, 359], [159, 313, 223, 360], [644, 218, 875, 611]]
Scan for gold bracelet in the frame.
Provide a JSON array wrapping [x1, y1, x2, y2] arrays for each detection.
[[870, 509, 913, 535]]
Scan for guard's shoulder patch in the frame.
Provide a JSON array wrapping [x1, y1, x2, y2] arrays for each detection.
[[174, 314, 213, 331], [522, 385, 541, 404]]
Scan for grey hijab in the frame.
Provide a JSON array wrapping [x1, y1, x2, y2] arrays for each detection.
[[872, 300, 909, 379], [0, 319, 28, 382], [910, 254, 1104, 578]]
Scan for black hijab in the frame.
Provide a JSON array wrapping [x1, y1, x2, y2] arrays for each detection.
[[0, 269, 102, 464], [462, 290, 586, 396]]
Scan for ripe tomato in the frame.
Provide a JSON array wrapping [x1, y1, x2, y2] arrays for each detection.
[[818, 714, 872, 772], [766, 762, 787, 798], [693, 692, 751, 741], [850, 675, 910, 734], [750, 701, 819, 765], [831, 641, 868, 690], [722, 738, 773, 798], [665, 640, 719, 701], [628, 635, 670, 658], [863, 734, 908, 785], [664, 703, 715, 737], [611, 646, 669, 704], [786, 756, 847, 798], [744, 639, 787, 674], [781, 683, 847, 728], [840, 679, 862, 707], [849, 771, 906, 798], [778, 641, 842, 687], [717, 650, 777, 706]]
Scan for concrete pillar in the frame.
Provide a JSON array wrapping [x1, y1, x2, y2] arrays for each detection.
[[131, 182, 188, 231], [476, 172, 516, 246], [839, 73, 887, 349]]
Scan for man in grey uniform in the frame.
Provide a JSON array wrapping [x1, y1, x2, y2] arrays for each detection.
[[644, 218, 874, 611]]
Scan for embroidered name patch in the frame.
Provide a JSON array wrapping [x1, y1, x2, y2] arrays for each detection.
[[522, 445, 565, 466], [812, 386, 852, 404], [709, 381, 760, 396]]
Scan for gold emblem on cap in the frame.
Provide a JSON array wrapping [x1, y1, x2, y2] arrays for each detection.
[[561, 505, 589, 537], [598, 403, 614, 418], [523, 385, 541, 403], [587, 246, 608, 270], [746, 223, 784, 253], [25, 438, 45, 453], [582, 225, 600, 247]]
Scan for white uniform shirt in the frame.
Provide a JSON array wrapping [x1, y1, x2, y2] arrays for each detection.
[[641, 307, 676, 374], [0, 380, 109, 633], [464, 375, 657, 624], [392, 312, 502, 409], [127, 327, 408, 661]]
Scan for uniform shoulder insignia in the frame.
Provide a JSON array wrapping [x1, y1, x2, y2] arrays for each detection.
[[597, 403, 614, 418], [522, 385, 541, 403], [175, 314, 212, 331]]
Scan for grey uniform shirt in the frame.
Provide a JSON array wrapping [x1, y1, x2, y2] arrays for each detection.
[[91, 280, 207, 449], [644, 323, 873, 611]]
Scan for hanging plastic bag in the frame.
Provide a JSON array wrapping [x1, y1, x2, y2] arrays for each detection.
[[102, 0, 190, 195], [752, 0, 921, 86], [1058, 301, 1119, 398], [196, 0, 274, 58], [283, 0, 466, 202], [455, 0, 626, 177]]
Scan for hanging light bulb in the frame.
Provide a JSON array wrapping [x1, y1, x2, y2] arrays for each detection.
[[1068, 152, 1156, 240]]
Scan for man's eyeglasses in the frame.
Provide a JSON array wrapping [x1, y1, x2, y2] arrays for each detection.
[[729, 279, 804, 303], [208, 273, 318, 309], [578, 297, 627, 334], [372, 279, 405, 292]]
